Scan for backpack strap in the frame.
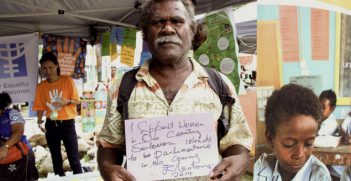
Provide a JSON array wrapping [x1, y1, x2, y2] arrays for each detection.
[[116, 67, 140, 120], [203, 67, 236, 142], [204, 67, 235, 106]]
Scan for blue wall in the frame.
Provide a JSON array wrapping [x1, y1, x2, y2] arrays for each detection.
[[258, 5, 350, 119]]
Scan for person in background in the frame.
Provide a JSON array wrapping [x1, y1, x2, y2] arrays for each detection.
[[192, 19, 207, 51], [341, 166, 351, 181], [341, 111, 351, 145], [97, 0, 253, 180], [33, 52, 82, 176], [318, 90, 344, 180], [0, 92, 38, 180], [254, 84, 331, 181], [318, 90, 339, 136], [340, 111, 351, 181], [110, 65, 117, 86], [331, 110, 351, 181]]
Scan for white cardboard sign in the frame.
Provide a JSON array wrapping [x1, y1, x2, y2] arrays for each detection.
[[125, 112, 219, 180]]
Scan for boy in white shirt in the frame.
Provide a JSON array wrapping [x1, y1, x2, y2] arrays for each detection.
[[341, 111, 351, 145], [254, 84, 331, 181], [318, 90, 339, 136], [340, 112, 351, 181], [341, 166, 351, 181], [318, 90, 345, 179]]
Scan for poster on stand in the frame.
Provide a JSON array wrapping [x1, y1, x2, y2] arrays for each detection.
[[81, 100, 95, 132], [42, 34, 87, 78], [0, 33, 39, 103], [194, 8, 241, 93]]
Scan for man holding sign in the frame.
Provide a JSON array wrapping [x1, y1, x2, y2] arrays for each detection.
[[97, 0, 252, 180]]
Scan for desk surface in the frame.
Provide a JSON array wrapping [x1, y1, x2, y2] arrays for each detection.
[[313, 145, 351, 166]]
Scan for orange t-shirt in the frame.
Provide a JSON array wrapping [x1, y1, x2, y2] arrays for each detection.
[[33, 75, 80, 120]]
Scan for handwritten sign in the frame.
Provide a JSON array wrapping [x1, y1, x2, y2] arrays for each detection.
[[125, 113, 219, 181], [58, 52, 76, 76], [121, 45, 135, 67], [311, 8, 329, 60]]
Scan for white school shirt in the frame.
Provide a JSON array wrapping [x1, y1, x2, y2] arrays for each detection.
[[341, 166, 351, 181], [254, 153, 331, 181], [341, 116, 351, 135], [318, 113, 339, 136]]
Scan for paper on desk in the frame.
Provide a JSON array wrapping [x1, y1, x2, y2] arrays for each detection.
[[124, 112, 219, 181], [314, 135, 341, 148]]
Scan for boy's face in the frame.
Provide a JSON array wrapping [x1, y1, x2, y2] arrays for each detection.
[[268, 115, 318, 176], [320, 98, 333, 120]]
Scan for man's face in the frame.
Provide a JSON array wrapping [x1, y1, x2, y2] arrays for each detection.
[[111, 67, 116, 77], [145, 0, 194, 63], [267, 115, 317, 177], [320, 98, 333, 120]]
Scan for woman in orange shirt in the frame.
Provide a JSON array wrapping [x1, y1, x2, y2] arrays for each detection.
[[33, 52, 82, 176]]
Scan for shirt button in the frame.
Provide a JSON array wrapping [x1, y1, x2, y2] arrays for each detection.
[[169, 107, 173, 112]]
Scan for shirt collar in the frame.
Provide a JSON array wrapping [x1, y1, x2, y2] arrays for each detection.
[[258, 155, 313, 181], [292, 156, 313, 181], [272, 158, 281, 178], [257, 156, 280, 178], [135, 57, 209, 85]]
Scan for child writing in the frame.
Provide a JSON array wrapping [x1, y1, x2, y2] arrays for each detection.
[[254, 84, 331, 181]]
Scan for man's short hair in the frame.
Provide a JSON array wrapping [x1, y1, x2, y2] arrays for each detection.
[[139, 0, 197, 39]]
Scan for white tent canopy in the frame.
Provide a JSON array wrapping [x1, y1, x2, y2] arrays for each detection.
[[0, 0, 254, 41], [234, 2, 256, 54]]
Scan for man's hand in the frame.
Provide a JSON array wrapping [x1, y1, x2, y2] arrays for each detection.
[[97, 145, 136, 181], [101, 164, 136, 181], [210, 145, 250, 181]]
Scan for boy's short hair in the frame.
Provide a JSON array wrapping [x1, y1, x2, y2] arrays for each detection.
[[265, 84, 322, 137], [319, 89, 337, 108]]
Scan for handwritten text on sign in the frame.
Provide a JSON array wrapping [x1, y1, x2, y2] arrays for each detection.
[[125, 113, 219, 181]]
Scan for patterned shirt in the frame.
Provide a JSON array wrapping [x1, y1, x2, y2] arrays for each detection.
[[0, 108, 27, 143], [97, 58, 253, 180]]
